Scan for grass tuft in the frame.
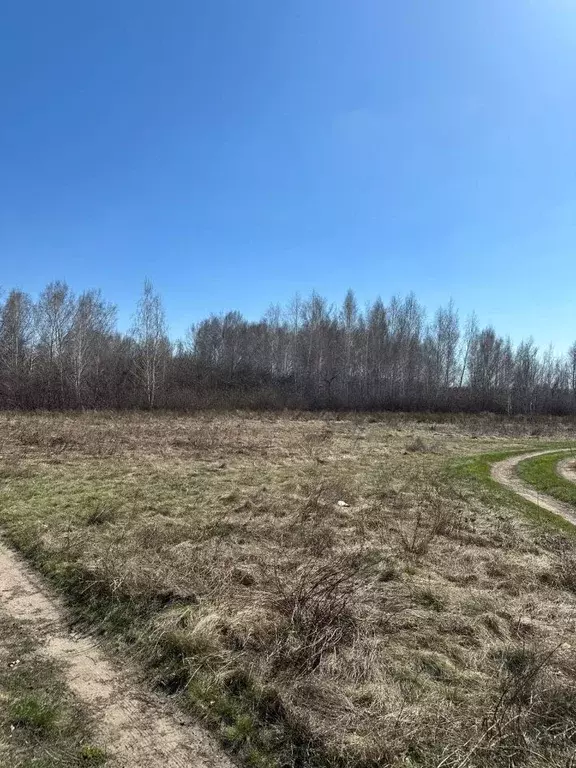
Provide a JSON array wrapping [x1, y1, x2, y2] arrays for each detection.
[[10, 696, 60, 732], [80, 744, 108, 763]]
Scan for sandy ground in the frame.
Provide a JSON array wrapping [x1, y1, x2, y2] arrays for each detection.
[[0, 539, 232, 768], [557, 456, 576, 485], [491, 449, 576, 526]]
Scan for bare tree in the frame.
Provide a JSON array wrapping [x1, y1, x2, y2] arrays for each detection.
[[468, 327, 503, 408], [131, 280, 169, 408], [569, 342, 576, 401], [512, 339, 539, 414], [0, 279, 572, 415], [433, 300, 460, 389], [35, 281, 75, 407], [341, 289, 360, 404], [365, 297, 388, 403], [458, 312, 478, 388], [71, 290, 116, 407], [0, 290, 34, 407]]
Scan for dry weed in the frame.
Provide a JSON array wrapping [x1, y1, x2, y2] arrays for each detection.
[[262, 554, 372, 673], [398, 491, 460, 558]]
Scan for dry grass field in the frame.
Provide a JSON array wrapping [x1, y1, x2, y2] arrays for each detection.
[[1, 411, 576, 767]]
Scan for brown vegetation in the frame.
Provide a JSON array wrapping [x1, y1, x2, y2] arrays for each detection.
[[0, 411, 576, 766]]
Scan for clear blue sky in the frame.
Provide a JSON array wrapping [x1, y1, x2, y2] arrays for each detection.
[[1, 0, 575, 350]]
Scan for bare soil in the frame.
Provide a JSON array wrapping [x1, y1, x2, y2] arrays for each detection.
[[491, 449, 576, 524], [557, 456, 576, 485], [0, 538, 232, 768]]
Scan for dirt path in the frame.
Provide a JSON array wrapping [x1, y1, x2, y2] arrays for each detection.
[[557, 456, 576, 485], [491, 449, 576, 526], [0, 540, 232, 768]]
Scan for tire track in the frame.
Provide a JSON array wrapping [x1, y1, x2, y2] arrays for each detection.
[[557, 456, 576, 485], [491, 449, 576, 527], [0, 540, 233, 768]]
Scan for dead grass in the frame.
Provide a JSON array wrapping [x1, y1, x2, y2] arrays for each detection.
[[405, 435, 433, 453], [0, 411, 576, 766], [262, 553, 373, 674]]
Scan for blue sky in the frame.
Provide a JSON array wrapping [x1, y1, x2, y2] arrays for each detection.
[[1, 0, 575, 350]]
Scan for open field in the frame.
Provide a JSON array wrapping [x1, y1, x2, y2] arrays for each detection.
[[1, 411, 576, 767]]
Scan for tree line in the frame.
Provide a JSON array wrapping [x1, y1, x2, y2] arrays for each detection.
[[0, 280, 575, 414]]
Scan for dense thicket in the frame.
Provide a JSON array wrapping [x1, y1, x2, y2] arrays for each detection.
[[1, 280, 574, 414]]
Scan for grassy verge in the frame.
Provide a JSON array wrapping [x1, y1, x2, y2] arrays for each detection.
[[450, 443, 576, 535], [517, 450, 576, 507], [0, 610, 107, 767]]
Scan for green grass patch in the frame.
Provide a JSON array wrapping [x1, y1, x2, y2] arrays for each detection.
[[0, 610, 107, 766], [517, 451, 576, 507], [10, 695, 60, 732], [79, 745, 108, 764], [449, 443, 576, 536]]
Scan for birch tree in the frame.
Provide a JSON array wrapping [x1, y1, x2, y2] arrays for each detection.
[[71, 290, 116, 407], [132, 280, 169, 408], [0, 290, 34, 407]]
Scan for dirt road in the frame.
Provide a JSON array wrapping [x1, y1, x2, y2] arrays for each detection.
[[557, 456, 576, 485], [491, 449, 576, 526], [0, 540, 232, 768]]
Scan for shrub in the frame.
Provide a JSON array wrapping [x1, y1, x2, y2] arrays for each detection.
[[263, 555, 368, 673], [399, 493, 459, 558]]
